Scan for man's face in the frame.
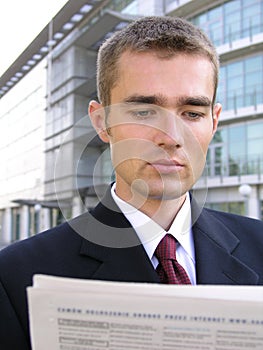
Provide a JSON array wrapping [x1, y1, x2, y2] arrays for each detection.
[[90, 51, 221, 203]]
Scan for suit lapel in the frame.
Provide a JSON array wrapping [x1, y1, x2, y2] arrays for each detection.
[[80, 238, 160, 283], [75, 186, 160, 283], [192, 207, 259, 285]]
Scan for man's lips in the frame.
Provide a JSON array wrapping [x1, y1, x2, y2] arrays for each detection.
[[148, 158, 185, 174]]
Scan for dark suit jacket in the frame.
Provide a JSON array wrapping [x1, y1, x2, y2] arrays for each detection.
[[0, 186, 263, 349]]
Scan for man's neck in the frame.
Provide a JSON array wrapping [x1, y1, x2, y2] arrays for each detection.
[[114, 182, 187, 231], [136, 195, 187, 231]]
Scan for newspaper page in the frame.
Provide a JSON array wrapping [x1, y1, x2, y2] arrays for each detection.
[[27, 275, 263, 350]]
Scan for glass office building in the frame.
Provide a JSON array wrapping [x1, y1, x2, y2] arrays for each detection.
[[0, 0, 262, 247], [184, 0, 263, 218]]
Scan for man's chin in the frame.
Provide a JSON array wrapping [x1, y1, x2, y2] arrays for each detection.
[[147, 191, 187, 202], [143, 182, 189, 202]]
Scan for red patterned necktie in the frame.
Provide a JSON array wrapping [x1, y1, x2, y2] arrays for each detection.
[[155, 234, 191, 284]]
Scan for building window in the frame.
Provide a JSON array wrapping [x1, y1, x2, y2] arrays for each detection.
[[191, 0, 263, 46], [217, 54, 263, 110], [207, 121, 263, 177]]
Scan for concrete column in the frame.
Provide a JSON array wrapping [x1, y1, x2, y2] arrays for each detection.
[[2, 208, 12, 244], [40, 208, 51, 232], [20, 206, 29, 240], [247, 186, 260, 220]]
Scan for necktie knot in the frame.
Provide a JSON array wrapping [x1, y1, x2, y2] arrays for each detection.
[[155, 234, 176, 261], [155, 234, 191, 285]]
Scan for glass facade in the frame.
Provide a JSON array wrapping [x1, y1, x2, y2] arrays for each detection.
[[191, 0, 263, 219], [217, 54, 263, 110], [190, 1, 263, 111], [207, 121, 263, 177], [192, 0, 263, 46]]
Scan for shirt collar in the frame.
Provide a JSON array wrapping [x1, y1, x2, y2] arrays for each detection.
[[111, 184, 194, 262]]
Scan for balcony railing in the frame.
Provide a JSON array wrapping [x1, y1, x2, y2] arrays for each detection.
[[206, 155, 263, 180], [217, 88, 263, 112]]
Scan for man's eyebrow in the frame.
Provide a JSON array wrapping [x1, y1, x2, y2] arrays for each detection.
[[176, 96, 212, 107], [122, 94, 212, 107], [122, 94, 167, 106]]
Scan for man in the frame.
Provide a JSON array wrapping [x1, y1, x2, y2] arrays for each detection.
[[0, 16, 262, 350]]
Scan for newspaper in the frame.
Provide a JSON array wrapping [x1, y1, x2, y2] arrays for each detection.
[[27, 275, 263, 350]]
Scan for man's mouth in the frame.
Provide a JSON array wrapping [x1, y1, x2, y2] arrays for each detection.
[[149, 158, 185, 174]]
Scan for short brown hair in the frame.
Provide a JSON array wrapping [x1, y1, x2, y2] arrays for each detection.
[[97, 16, 219, 106]]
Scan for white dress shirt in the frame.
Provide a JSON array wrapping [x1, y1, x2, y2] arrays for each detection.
[[111, 184, 196, 284]]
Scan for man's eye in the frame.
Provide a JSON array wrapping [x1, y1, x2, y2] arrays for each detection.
[[184, 111, 203, 119], [130, 109, 156, 119]]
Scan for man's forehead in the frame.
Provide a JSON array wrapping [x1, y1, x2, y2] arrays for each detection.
[[111, 52, 215, 105], [115, 50, 215, 85]]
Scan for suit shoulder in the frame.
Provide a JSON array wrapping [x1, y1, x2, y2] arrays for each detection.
[[202, 207, 263, 234], [0, 213, 89, 266]]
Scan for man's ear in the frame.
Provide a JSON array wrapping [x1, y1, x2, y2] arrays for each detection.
[[212, 102, 222, 136], [88, 100, 110, 143]]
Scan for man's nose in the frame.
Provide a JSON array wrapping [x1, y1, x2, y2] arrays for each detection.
[[153, 112, 184, 148]]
